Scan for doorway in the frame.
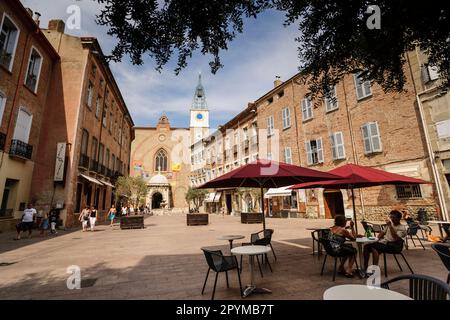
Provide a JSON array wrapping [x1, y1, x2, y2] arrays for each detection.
[[152, 192, 163, 209], [0, 179, 18, 217], [323, 190, 345, 219], [225, 193, 232, 214]]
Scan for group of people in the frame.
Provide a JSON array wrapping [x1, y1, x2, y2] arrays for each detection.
[[327, 209, 408, 277], [15, 203, 59, 240], [78, 205, 100, 231]]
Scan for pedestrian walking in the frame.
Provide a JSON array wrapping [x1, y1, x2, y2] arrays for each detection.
[[49, 209, 59, 235], [39, 212, 50, 237], [89, 206, 98, 231], [79, 205, 90, 232], [14, 203, 37, 240], [108, 204, 117, 227]]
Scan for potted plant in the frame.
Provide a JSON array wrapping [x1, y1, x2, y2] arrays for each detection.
[[185, 187, 209, 225]]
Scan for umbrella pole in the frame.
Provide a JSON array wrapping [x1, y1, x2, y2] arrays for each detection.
[[260, 186, 266, 230], [351, 188, 358, 234]]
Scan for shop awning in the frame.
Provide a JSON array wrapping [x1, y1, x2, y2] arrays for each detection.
[[100, 180, 115, 188], [204, 192, 216, 203], [264, 185, 294, 198], [79, 174, 103, 186], [213, 192, 222, 202]]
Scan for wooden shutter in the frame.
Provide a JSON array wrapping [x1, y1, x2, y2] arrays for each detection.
[[354, 74, 364, 99], [317, 138, 324, 163], [336, 132, 345, 159], [305, 141, 312, 165], [361, 124, 372, 153], [13, 108, 32, 143], [370, 122, 382, 152]]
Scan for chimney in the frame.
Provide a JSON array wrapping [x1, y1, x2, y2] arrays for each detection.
[[34, 12, 41, 27], [48, 20, 66, 33], [274, 76, 283, 88], [26, 8, 33, 17]]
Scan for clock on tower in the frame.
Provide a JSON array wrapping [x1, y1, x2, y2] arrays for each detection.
[[190, 73, 209, 143]]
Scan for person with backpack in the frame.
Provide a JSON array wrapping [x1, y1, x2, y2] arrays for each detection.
[[49, 208, 59, 235]]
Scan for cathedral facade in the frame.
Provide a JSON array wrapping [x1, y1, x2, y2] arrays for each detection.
[[130, 75, 210, 210]]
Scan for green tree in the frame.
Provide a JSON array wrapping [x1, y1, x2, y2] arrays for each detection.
[[115, 176, 149, 207], [236, 188, 261, 212], [97, 1, 450, 98], [185, 187, 208, 212]]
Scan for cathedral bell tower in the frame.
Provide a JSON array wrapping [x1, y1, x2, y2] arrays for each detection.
[[190, 73, 210, 144]]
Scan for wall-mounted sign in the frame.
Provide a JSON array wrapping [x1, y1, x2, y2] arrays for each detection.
[[54, 142, 66, 181], [172, 163, 181, 172]]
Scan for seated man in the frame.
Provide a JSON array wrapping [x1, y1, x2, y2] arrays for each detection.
[[363, 210, 407, 274]]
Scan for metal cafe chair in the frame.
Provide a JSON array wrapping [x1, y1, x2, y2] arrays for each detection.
[[381, 274, 450, 300]]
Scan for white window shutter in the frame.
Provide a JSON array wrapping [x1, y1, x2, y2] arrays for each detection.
[[301, 99, 307, 119], [305, 141, 312, 165], [286, 108, 290, 127], [307, 98, 313, 119], [317, 138, 324, 163], [362, 124, 372, 153], [336, 132, 345, 159], [370, 122, 382, 152], [354, 74, 364, 99], [13, 108, 33, 143], [0, 94, 6, 125], [363, 79, 372, 96], [330, 134, 337, 160]]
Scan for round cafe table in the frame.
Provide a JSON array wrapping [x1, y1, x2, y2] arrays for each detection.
[[323, 284, 412, 300], [217, 235, 245, 251], [231, 245, 272, 298], [354, 237, 378, 277]]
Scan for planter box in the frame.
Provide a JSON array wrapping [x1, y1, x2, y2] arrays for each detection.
[[241, 212, 263, 224], [187, 213, 209, 226], [120, 215, 144, 229]]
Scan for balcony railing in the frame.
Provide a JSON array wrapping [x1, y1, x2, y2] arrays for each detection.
[[98, 164, 106, 176], [9, 139, 33, 160], [106, 168, 113, 178], [90, 159, 99, 172], [79, 154, 90, 168], [0, 132, 6, 151]]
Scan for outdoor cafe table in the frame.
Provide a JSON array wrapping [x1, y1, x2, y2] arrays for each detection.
[[354, 237, 378, 275], [323, 284, 412, 300], [427, 221, 450, 240], [217, 235, 245, 251], [231, 245, 272, 298]]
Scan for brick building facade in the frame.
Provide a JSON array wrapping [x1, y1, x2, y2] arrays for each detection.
[[0, 0, 59, 231], [30, 20, 134, 227]]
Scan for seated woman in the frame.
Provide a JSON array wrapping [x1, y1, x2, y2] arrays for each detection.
[[328, 215, 357, 277], [363, 210, 407, 274]]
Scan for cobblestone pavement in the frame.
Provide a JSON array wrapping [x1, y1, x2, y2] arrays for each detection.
[[0, 215, 447, 300]]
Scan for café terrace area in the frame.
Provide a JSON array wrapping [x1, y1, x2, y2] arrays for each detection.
[[0, 214, 448, 300]]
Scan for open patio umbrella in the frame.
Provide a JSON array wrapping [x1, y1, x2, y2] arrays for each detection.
[[289, 163, 431, 234], [197, 160, 341, 230]]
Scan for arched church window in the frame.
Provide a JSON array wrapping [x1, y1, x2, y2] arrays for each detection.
[[155, 149, 168, 172]]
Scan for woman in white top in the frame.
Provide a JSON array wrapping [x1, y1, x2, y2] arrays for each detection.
[[363, 210, 407, 272]]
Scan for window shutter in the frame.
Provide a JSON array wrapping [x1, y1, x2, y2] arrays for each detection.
[[336, 132, 345, 159], [0, 94, 6, 125], [13, 108, 33, 143], [317, 138, 324, 163], [370, 122, 382, 152], [363, 80, 372, 96], [307, 98, 313, 119], [361, 124, 372, 154], [305, 141, 312, 165], [330, 134, 337, 160], [301, 99, 307, 119], [354, 74, 364, 99]]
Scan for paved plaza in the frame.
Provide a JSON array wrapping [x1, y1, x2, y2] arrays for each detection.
[[0, 215, 447, 300]]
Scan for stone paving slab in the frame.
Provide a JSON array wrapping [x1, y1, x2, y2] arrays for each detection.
[[0, 215, 448, 300]]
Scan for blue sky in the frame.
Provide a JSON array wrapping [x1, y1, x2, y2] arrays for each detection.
[[21, 0, 301, 129]]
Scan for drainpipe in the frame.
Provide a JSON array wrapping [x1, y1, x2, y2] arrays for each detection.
[[342, 76, 366, 219]]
